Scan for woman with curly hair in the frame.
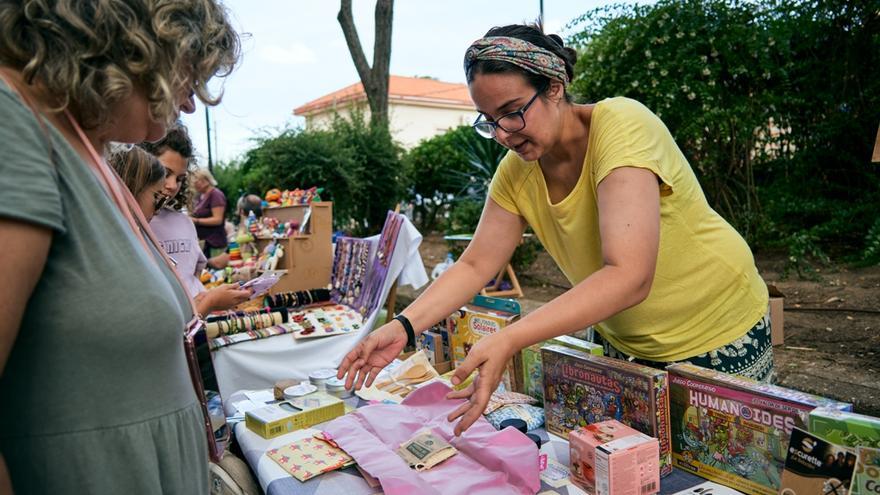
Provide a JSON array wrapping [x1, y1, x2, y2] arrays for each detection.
[[0, 0, 239, 492], [142, 124, 252, 313]]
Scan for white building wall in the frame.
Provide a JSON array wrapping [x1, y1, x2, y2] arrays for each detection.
[[303, 102, 475, 149], [388, 103, 475, 148]]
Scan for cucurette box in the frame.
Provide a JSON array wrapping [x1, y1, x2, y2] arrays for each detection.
[[666, 363, 852, 495], [542, 345, 672, 476], [569, 419, 660, 495]]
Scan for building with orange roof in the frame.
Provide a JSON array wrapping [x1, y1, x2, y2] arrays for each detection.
[[293, 75, 475, 148]]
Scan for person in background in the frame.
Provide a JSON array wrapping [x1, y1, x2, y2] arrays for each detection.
[[237, 194, 264, 226], [0, 0, 239, 492], [206, 193, 265, 269], [191, 168, 228, 257], [141, 125, 251, 313], [338, 23, 771, 436]]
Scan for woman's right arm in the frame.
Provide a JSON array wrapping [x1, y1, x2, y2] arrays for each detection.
[[396, 198, 526, 334], [0, 218, 53, 494], [338, 198, 526, 389]]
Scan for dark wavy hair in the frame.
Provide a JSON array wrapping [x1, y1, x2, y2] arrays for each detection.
[[141, 123, 194, 211], [465, 23, 578, 102]]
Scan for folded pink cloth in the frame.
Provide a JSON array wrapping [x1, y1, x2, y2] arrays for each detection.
[[323, 381, 541, 495]]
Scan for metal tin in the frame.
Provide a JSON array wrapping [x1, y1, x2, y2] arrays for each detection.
[[283, 382, 317, 399], [308, 368, 337, 390], [324, 377, 352, 399]]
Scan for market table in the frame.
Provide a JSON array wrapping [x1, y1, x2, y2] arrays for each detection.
[[212, 215, 428, 399], [225, 391, 712, 495]]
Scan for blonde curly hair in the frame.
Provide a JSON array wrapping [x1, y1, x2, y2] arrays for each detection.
[[0, 0, 240, 129]]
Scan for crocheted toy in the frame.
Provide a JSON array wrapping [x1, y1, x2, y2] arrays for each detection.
[[228, 240, 242, 267], [265, 188, 282, 206]]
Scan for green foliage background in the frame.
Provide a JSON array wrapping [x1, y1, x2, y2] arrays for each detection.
[[217, 0, 879, 273], [216, 113, 404, 236], [568, 0, 880, 270]]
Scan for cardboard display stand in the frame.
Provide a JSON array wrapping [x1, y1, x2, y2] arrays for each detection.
[[768, 284, 785, 346], [255, 201, 332, 294], [872, 123, 880, 163]]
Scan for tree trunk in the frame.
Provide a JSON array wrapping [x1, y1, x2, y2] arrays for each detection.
[[337, 0, 394, 127]]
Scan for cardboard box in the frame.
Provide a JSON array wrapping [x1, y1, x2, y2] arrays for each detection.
[[569, 420, 660, 495], [521, 335, 603, 403], [245, 392, 344, 439], [872, 123, 880, 163], [768, 284, 785, 346], [667, 363, 852, 495], [542, 345, 672, 476], [258, 202, 333, 295]]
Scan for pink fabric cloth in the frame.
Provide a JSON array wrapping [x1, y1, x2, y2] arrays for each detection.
[[323, 382, 540, 495]]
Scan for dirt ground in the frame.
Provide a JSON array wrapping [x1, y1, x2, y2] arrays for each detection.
[[405, 233, 880, 416]]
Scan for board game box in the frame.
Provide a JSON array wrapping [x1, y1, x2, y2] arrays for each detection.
[[667, 363, 853, 495], [808, 407, 880, 449], [852, 446, 880, 495], [521, 335, 603, 403], [542, 344, 672, 476]]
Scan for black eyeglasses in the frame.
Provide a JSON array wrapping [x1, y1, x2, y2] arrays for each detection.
[[472, 90, 541, 139], [153, 191, 170, 211]]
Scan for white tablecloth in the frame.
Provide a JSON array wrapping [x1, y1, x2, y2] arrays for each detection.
[[212, 215, 428, 398]]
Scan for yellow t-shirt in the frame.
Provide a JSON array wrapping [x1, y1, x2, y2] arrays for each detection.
[[489, 97, 767, 361]]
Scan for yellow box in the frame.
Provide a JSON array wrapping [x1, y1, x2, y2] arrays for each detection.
[[448, 298, 520, 391], [448, 304, 518, 366], [245, 392, 344, 439]]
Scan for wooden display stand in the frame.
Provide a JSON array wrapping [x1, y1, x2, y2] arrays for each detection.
[[481, 263, 523, 299], [444, 233, 525, 299], [256, 201, 333, 294]]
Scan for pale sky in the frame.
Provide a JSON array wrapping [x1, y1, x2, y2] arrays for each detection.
[[180, 1, 618, 164]]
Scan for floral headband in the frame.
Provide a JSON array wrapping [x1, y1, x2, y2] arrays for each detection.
[[463, 36, 569, 85]]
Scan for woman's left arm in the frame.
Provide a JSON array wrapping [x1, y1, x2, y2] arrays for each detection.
[[447, 166, 660, 434]]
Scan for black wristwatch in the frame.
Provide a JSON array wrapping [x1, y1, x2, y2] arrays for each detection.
[[393, 314, 416, 348]]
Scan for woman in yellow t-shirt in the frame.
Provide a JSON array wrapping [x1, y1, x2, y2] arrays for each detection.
[[338, 24, 772, 434]]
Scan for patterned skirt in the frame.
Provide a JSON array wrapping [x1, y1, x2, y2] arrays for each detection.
[[595, 313, 775, 383]]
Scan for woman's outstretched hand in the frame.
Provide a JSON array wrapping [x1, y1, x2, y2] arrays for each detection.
[[445, 332, 514, 436], [337, 320, 408, 390]]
